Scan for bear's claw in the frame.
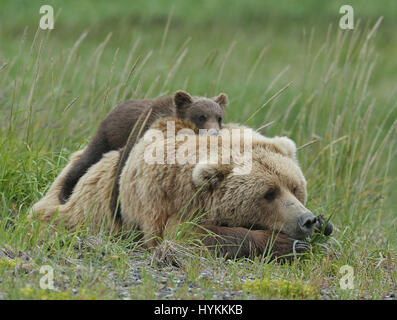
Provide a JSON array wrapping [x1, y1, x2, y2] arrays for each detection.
[[292, 240, 311, 253], [315, 214, 333, 236]]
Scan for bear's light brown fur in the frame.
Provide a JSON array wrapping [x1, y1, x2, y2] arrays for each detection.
[[29, 119, 318, 259], [119, 119, 309, 246], [30, 148, 122, 232]]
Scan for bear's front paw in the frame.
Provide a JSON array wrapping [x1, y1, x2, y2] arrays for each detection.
[[290, 239, 311, 254], [270, 234, 311, 261]]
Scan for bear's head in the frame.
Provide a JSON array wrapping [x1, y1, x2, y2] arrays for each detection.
[[191, 129, 319, 241], [173, 90, 228, 132]]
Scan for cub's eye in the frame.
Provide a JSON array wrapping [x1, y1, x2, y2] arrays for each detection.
[[218, 117, 222, 124], [264, 190, 277, 201], [292, 187, 297, 195], [199, 115, 207, 122]]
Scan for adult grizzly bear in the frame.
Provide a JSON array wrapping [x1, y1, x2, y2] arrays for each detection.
[[30, 119, 332, 260]]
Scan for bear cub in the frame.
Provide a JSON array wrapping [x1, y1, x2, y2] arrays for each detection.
[[59, 90, 228, 204]]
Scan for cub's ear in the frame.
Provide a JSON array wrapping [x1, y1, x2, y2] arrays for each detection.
[[174, 90, 193, 113], [213, 93, 228, 109], [272, 136, 297, 160], [192, 162, 231, 190]]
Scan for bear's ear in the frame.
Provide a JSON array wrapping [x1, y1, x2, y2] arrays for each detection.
[[213, 93, 228, 109], [192, 162, 231, 189], [272, 136, 297, 160], [174, 91, 193, 114]]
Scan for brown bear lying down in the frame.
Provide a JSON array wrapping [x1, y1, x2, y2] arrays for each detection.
[[29, 119, 332, 260]]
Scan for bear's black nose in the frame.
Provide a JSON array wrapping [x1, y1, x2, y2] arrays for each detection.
[[298, 212, 317, 234]]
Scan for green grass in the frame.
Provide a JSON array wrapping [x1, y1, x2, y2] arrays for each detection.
[[0, 0, 396, 299]]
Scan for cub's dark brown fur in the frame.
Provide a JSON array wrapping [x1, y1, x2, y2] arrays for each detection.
[[59, 91, 228, 210]]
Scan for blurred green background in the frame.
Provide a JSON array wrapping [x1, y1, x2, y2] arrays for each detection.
[[1, 0, 396, 96]]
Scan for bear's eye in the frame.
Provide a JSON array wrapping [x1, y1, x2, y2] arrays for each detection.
[[218, 117, 222, 124], [292, 187, 297, 195], [199, 115, 207, 122], [264, 190, 277, 201]]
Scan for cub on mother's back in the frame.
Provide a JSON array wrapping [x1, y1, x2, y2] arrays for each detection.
[[59, 90, 228, 204]]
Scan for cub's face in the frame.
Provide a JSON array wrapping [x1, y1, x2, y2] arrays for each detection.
[[173, 90, 228, 132], [185, 99, 224, 131]]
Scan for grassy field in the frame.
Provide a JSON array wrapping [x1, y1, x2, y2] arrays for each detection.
[[0, 0, 395, 300]]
